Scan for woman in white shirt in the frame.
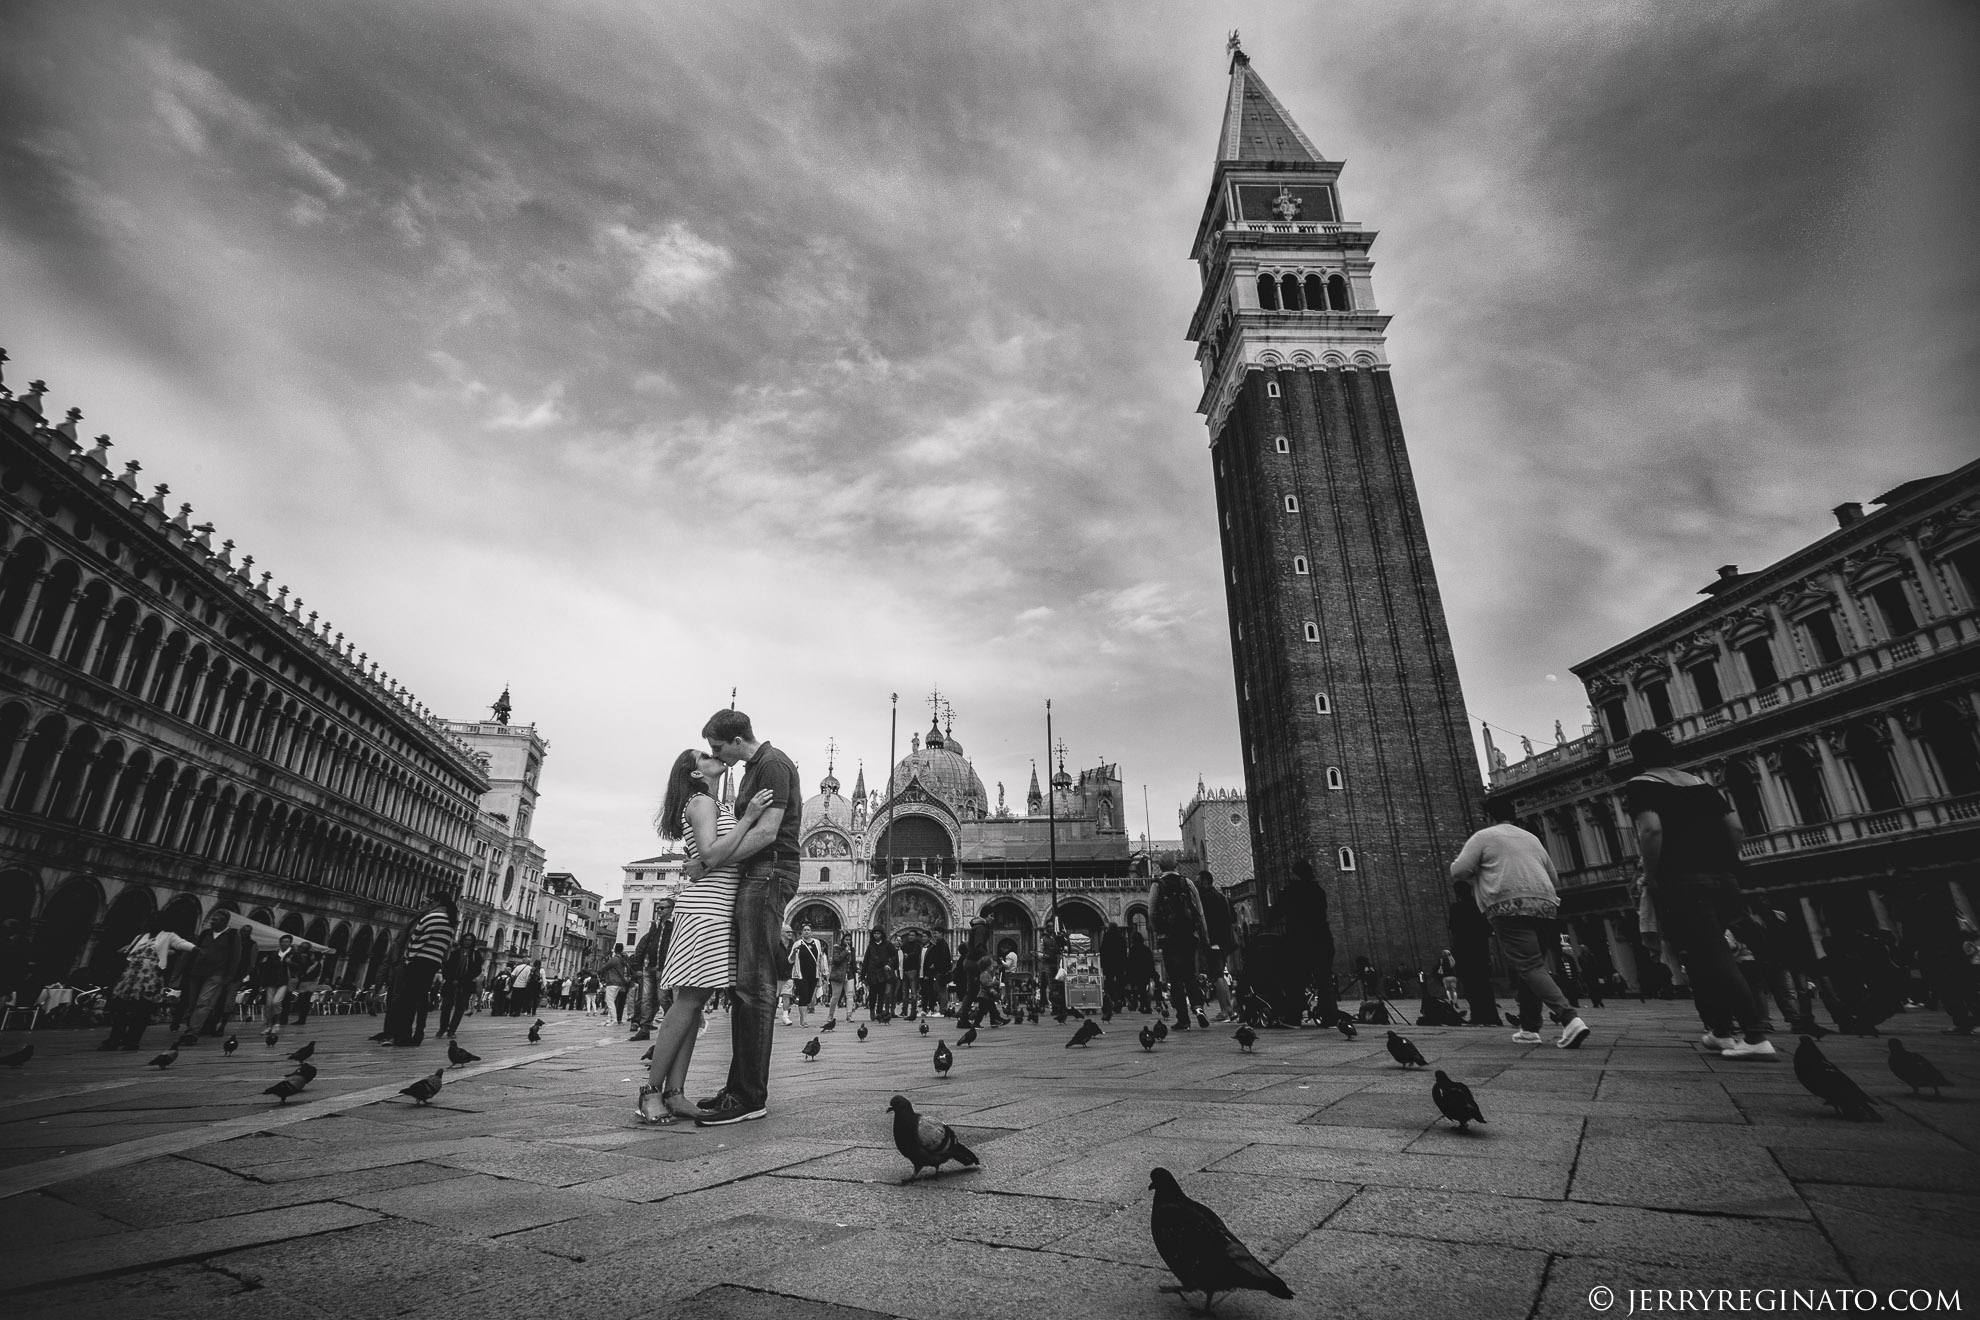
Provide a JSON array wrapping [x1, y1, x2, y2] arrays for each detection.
[[99, 915, 197, 1052]]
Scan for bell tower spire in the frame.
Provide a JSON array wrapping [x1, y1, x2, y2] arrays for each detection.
[[1186, 42, 1480, 981]]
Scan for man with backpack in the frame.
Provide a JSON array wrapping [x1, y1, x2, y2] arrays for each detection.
[[1194, 870, 1238, 1024], [1151, 852, 1212, 1029]]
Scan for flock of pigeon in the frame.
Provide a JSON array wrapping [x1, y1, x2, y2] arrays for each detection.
[[0, 1006, 1962, 1316]]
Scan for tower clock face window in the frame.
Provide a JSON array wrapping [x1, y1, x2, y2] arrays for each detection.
[[1234, 183, 1337, 224]]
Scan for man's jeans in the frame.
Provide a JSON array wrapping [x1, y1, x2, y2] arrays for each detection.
[[722, 863, 799, 1111], [383, 959, 440, 1043], [1490, 916, 1576, 1032], [1159, 939, 1200, 1021], [260, 985, 288, 1037], [438, 980, 470, 1035]]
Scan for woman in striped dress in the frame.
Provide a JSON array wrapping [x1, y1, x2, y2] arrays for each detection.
[[637, 749, 773, 1124]]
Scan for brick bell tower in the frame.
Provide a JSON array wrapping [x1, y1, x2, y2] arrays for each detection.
[[1187, 37, 1481, 978]]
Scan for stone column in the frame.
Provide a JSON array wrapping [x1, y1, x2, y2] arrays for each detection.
[[1901, 535, 1952, 618], [1603, 917, 1638, 989], [1813, 733, 1860, 818], [1866, 889, 1895, 934], [1884, 713, 1937, 802], [1799, 896, 1828, 960]]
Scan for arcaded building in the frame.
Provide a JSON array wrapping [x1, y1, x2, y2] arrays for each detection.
[[1489, 462, 1980, 987], [0, 359, 487, 991], [1186, 45, 1482, 976]]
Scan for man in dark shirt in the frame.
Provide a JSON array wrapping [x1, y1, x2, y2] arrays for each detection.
[[695, 709, 799, 1125]]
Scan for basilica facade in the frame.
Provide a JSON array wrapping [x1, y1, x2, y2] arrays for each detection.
[[783, 716, 1151, 967]]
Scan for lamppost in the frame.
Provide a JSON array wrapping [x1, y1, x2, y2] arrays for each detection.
[[1045, 699, 1059, 937]]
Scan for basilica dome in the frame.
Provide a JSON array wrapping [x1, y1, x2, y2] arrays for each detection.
[[801, 763, 856, 834], [889, 721, 989, 817]]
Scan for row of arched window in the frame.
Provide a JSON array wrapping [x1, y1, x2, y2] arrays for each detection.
[[0, 524, 476, 849], [0, 700, 452, 913], [1256, 272, 1352, 313]]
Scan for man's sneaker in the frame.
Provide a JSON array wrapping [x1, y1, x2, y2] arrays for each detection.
[[1510, 1029, 1543, 1044], [628, 1029, 651, 1042], [1721, 1039, 1778, 1060], [696, 1102, 767, 1127], [1700, 1031, 1738, 1050], [1556, 1018, 1591, 1050], [696, 1090, 731, 1110]]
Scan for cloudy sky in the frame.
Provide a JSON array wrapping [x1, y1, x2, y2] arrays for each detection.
[[4, 2, 1975, 899]]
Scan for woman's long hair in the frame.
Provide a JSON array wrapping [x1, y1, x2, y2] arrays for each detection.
[[656, 749, 710, 841]]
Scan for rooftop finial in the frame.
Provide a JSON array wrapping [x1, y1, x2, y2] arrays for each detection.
[[172, 502, 192, 531], [56, 406, 82, 444], [1227, 28, 1246, 67], [491, 685, 512, 725], [85, 434, 112, 467], [148, 482, 169, 511], [118, 458, 141, 491]]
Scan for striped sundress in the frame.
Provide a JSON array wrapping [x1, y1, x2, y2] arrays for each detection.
[[658, 795, 740, 990]]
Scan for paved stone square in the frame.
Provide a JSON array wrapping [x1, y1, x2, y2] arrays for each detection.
[[0, 1000, 1974, 1319]]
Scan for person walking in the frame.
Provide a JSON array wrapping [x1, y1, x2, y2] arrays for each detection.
[[254, 934, 299, 1047], [1151, 852, 1212, 1029], [1099, 919, 1128, 1014], [862, 927, 896, 1023], [1449, 798, 1591, 1049], [694, 709, 800, 1127], [825, 937, 853, 1025], [1125, 927, 1156, 1013], [1448, 880, 1501, 1026], [627, 916, 667, 1042], [99, 916, 195, 1051], [1194, 870, 1238, 1023], [177, 909, 246, 1045], [923, 935, 952, 1017], [637, 747, 771, 1125], [790, 924, 825, 1029], [597, 944, 632, 1022], [438, 933, 479, 1038], [1624, 730, 1772, 1059], [378, 892, 457, 1047]]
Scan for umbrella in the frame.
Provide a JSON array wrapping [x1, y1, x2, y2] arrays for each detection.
[[216, 911, 334, 956]]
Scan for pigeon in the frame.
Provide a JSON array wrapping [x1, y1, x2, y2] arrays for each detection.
[[919, 1020, 930, 1037], [147, 1047, 178, 1069], [0, 1043, 33, 1067], [802, 1035, 821, 1062], [399, 1068, 444, 1106], [1432, 1070, 1486, 1129], [1386, 1031, 1427, 1069], [1140, 1024, 1158, 1052], [223, 1035, 238, 1056], [1336, 1019, 1358, 1041], [447, 1039, 481, 1069], [1068, 1018, 1103, 1048], [264, 1078, 305, 1103], [820, 1018, 837, 1031], [286, 1041, 315, 1064], [1148, 1167, 1295, 1314], [934, 1040, 953, 1077], [1101, 1004, 1113, 1024], [1153, 1019, 1169, 1043], [857, 1023, 869, 1041], [888, 1094, 980, 1183], [1030, 1005, 1043, 1025], [1887, 1040, 1950, 1098], [1793, 1036, 1881, 1121], [1235, 1025, 1258, 1053], [958, 1026, 978, 1049], [527, 1020, 542, 1044]]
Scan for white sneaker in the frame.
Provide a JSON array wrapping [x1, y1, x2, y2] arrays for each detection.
[[1510, 1029, 1543, 1044], [1700, 1031, 1738, 1050], [1556, 1018, 1591, 1049], [1721, 1039, 1778, 1060], [781, 1013, 792, 1026]]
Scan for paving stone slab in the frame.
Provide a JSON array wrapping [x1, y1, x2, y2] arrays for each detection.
[[569, 1138, 850, 1203], [1328, 1185, 1847, 1274], [1802, 1184, 1980, 1291], [1776, 1143, 1980, 1193], [428, 1136, 665, 1186], [655, 1284, 898, 1320], [1268, 1226, 1547, 1320], [6, 1262, 334, 1320], [977, 1132, 1246, 1202], [338, 1169, 623, 1234], [1046, 1172, 1357, 1271], [1569, 1135, 1807, 1217], [1209, 1143, 1572, 1198], [2, 1200, 382, 1292]]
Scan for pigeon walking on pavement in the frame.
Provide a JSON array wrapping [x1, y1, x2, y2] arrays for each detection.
[[1148, 1167, 1294, 1315], [1140, 1024, 1158, 1052], [264, 1078, 305, 1103], [527, 1019, 543, 1044], [820, 1018, 836, 1031], [888, 1094, 980, 1183], [957, 1026, 978, 1049], [1386, 1031, 1428, 1069], [147, 1047, 178, 1069], [1336, 1019, 1357, 1040], [919, 1020, 930, 1037], [447, 1039, 481, 1069], [1887, 1040, 1950, 1097], [1794, 1036, 1881, 1121], [801, 1035, 821, 1062], [0, 1043, 32, 1067], [1153, 1019, 1169, 1043], [934, 1040, 953, 1077], [286, 1041, 315, 1064], [223, 1035, 238, 1056], [857, 1023, 869, 1041], [1234, 1025, 1258, 1053], [1068, 1018, 1103, 1048], [1432, 1071, 1486, 1130], [399, 1068, 444, 1106]]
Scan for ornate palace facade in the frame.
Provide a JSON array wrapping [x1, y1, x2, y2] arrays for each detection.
[[1489, 462, 1980, 987], [0, 355, 487, 991]]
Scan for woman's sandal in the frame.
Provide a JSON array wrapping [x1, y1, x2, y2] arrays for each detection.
[[634, 1084, 679, 1126]]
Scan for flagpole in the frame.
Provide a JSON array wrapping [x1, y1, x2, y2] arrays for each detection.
[[879, 692, 898, 934], [1046, 699, 1059, 936]]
